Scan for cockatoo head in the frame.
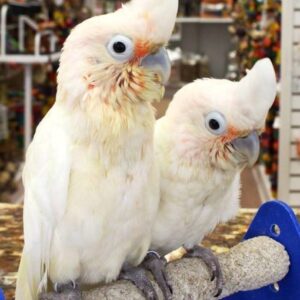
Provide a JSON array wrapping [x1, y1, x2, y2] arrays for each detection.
[[166, 58, 277, 171], [57, 0, 178, 109]]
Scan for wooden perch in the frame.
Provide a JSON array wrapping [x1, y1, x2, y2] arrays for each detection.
[[82, 237, 290, 300]]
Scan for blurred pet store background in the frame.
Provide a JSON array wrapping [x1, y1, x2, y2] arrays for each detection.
[[0, 0, 287, 208]]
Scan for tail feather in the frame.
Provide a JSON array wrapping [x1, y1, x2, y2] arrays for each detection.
[[15, 251, 44, 300]]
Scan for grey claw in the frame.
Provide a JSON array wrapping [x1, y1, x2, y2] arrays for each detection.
[[119, 265, 159, 300], [211, 272, 216, 282], [214, 288, 222, 298], [54, 281, 79, 293], [143, 252, 173, 300], [39, 281, 81, 300]]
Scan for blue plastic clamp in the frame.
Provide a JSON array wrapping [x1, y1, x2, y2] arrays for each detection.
[[224, 200, 300, 300], [0, 288, 5, 300]]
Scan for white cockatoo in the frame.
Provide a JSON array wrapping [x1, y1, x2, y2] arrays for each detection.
[[151, 58, 277, 296], [15, 1, 178, 299]]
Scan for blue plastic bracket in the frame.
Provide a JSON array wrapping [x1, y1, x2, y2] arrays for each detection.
[[0, 288, 4, 300], [224, 200, 300, 300]]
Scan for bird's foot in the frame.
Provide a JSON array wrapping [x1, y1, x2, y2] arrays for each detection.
[[39, 281, 81, 300], [184, 245, 224, 298], [142, 251, 173, 300], [119, 265, 158, 300]]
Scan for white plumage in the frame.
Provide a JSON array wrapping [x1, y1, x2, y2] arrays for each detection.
[[151, 58, 277, 255], [16, 0, 178, 299]]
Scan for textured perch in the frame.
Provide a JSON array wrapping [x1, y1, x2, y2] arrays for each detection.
[[40, 237, 289, 299], [82, 236, 290, 300]]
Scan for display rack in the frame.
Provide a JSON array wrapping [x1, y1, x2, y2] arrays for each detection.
[[174, 17, 233, 78], [279, 1, 300, 206], [176, 17, 233, 24], [0, 104, 8, 141], [0, 4, 60, 151]]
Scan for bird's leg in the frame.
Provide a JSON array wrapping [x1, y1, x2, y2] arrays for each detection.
[[184, 245, 224, 297], [39, 281, 81, 300], [119, 263, 158, 300], [142, 251, 173, 300]]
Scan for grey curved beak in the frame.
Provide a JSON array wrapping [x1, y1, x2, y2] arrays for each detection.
[[231, 131, 260, 167], [141, 48, 171, 84]]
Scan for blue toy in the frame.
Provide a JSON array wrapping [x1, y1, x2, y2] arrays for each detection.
[[224, 200, 300, 300], [0, 288, 5, 300]]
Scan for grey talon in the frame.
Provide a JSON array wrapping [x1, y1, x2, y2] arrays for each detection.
[[142, 251, 173, 300], [119, 265, 159, 300], [39, 281, 81, 300], [214, 287, 223, 298]]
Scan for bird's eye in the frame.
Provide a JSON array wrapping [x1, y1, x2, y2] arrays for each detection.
[[113, 42, 126, 53], [107, 35, 134, 62], [205, 111, 227, 136]]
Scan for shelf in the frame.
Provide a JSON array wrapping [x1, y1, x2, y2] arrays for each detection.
[[0, 52, 60, 64], [176, 17, 233, 24], [170, 33, 181, 42], [0, 68, 22, 82]]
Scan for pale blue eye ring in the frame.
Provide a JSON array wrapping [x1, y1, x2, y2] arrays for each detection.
[[205, 111, 227, 136], [107, 35, 134, 62]]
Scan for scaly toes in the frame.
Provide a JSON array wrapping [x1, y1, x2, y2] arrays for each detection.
[[119, 265, 159, 300], [143, 252, 173, 300], [185, 245, 224, 298], [39, 281, 81, 300]]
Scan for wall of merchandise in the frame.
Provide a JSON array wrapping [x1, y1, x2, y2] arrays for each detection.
[[0, 0, 281, 203]]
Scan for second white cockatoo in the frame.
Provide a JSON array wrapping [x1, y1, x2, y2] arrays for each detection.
[[151, 58, 277, 296], [15, 0, 178, 299]]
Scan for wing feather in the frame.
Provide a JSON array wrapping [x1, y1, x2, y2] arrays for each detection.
[[16, 105, 72, 300]]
